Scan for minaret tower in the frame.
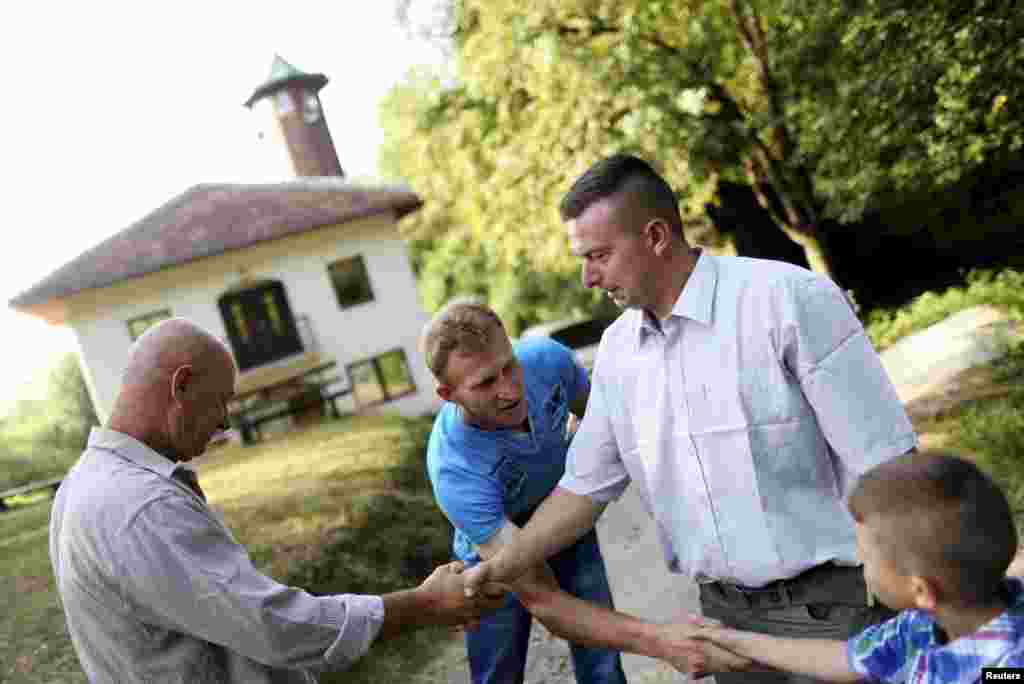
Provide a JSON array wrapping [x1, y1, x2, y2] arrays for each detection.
[[245, 55, 344, 178]]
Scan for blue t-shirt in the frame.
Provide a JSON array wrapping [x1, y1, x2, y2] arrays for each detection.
[[847, 577, 1024, 683], [426, 337, 591, 564]]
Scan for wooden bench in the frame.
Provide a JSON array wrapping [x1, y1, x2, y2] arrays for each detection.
[[317, 376, 353, 418], [0, 476, 63, 512], [229, 379, 353, 445]]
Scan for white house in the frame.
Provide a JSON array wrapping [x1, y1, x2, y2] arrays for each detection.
[[9, 56, 440, 425]]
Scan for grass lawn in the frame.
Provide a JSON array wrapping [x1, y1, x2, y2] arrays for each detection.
[[1, 413, 463, 684], [3, 272, 1022, 682], [0, 498, 86, 683]]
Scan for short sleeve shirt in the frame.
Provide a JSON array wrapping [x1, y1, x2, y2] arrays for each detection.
[[848, 577, 1024, 683], [427, 337, 590, 563]]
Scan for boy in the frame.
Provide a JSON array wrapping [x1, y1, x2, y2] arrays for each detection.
[[689, 450, 1024, 682]]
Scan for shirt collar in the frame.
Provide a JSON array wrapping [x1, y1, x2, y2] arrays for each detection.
[[87, 426, 190, 481], [922, 577, 1024, 677], [634, 250, 718, 349]]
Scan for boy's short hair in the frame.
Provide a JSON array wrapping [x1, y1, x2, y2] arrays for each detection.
[[848, 450, 1018, 604], [420, 296, 504, 383]]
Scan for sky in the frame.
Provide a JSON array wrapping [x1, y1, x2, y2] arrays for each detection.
[[1, 2, 443, 411]]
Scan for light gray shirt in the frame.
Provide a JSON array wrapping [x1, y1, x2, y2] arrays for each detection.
[[49, 428, 384, 683], [561, 253, 916, 588]]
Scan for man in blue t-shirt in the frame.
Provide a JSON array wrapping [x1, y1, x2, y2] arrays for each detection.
[[421, 298, 745, 683]]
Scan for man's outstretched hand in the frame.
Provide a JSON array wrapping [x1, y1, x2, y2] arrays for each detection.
[[650, 614, 754, 679], [462, 556, 514, 598], [676, 615, 755, 677], [418, 561, 506, 629]]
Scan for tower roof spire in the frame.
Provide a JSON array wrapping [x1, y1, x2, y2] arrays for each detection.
[[244, 54, 329, 108]]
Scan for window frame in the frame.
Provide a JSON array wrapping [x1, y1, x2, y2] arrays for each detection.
[[327, 254, 375, 310], [217, 279, 304, 372], [345, 347, 417, 409], [126, 309, 172, 341]]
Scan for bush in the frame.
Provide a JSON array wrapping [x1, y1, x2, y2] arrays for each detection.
[[864, 268, 1024, 350], [0, 454, 54, 491], [0, 352, 99, 491], [953, 343, 1024, 527]]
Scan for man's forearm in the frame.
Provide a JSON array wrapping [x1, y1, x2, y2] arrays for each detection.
[[516, 580, 672, 658], [516, 572, 753, 675], [495, 487, 604, 581], [379, 561, 507, 639], [713, 631, 858, 683], [378, 589, 434, 639]]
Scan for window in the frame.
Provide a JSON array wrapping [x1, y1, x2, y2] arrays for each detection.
[[346, 348, 416, 408], [217, 280, 303, 371], [126, 309, 171, 341], [274, 91, 294, 115], [328, 255, 374, 309]]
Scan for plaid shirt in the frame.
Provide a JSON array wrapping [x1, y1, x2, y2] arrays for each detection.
[[848, 577, 1024, 683]]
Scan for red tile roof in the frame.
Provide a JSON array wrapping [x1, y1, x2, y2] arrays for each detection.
[[10, 179, 422, 310]]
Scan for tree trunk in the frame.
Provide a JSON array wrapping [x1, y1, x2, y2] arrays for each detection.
[[778, 224, 860, 312], [730, 0, 854, 296], [776, 223, 837, 281], [744, 157, 836, 278]]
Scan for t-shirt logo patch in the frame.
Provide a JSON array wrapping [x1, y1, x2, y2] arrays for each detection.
[[548, 385, 564, 413]]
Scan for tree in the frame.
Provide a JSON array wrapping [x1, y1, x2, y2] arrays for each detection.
[[385, 0, 1024, 294], [385, 0, 847, 281], [46, 352, 100, 453], [771, 0, 1024, 222], [379, 65, 614, 331]]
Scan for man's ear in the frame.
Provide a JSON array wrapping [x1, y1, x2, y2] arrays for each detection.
[[436, 383, 453, 402], [169, 365, 194, 406], [644, 218, 672, 256]]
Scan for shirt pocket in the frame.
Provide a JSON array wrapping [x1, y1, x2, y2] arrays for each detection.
[[684, 383, 739, 433]]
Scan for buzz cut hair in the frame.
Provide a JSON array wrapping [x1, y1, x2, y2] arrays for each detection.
[[848, 450, 1018, 604], [420, 296, 505, 383], [559, 153, 683, 236]]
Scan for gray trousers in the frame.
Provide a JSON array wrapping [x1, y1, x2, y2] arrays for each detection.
[[698, 563, 895, 684]]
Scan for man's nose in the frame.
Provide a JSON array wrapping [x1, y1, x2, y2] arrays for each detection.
[[581, 262, 599, 289]]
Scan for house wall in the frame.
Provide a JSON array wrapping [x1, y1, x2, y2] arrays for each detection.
[[63, 213, 440, 423]]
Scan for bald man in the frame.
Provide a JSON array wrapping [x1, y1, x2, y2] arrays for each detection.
[[49, 318, 505, 684]]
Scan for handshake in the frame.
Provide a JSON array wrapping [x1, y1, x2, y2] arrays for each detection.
[[412, 560, 508, 630], [417, 560, 754, 678]]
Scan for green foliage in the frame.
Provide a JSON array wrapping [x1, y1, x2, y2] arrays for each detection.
[[0, 353, 99, 491], [774, 0, 1024, 221], [0, 453, 60, 494], [383, 0, 1024, 305], [44, 353, 99, 454], [953, 343, 1024, 527], [1, 499, 88, 684], [380, 0, 737, 280], [409, 234, 613, 335], [864, 268, 1024, 350]]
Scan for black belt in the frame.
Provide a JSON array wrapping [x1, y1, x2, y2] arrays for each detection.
[[706, 562, 850, 609]]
